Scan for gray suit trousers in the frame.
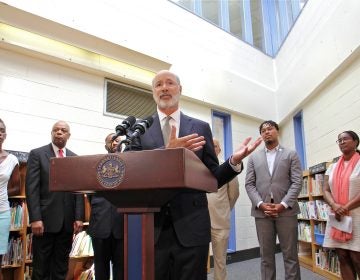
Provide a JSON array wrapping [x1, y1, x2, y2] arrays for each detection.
[[255, 216, 301, 280]]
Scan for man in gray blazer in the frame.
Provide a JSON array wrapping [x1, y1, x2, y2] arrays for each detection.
[[245, 120, 302, 280]]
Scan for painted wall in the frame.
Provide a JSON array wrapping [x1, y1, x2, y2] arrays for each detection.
[[0, 48, 114, 154], [0, 0, 276, 121], [275, 0, 360, 121], [302, 52, 360, 167]]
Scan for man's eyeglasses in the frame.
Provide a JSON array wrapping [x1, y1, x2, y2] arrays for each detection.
[[336, 137, 351, 144]]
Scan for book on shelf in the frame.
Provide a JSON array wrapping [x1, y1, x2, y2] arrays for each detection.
[[1, 236, 23, 266], [315, 247, 340, 275], [297, 201, 309, 219], [26, 233, 33, 261], [299, 177, 309, 196], [314, 222, 326, 234], [314, 200, 330, 220], [297, 200, 317, 219], [311, 173, 325, 196], [69, 231, 94, 257], [308, 201, 317, 219], [10, 201, 25, 229], [298, 221, 312, 242]]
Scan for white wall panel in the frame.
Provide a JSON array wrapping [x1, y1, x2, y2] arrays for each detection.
[[1, 0, 276, 120], [276, 0, 360, 120]]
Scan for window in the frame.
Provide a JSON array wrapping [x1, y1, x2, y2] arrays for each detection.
[[105, 79, 156, 119], [170, 0, 308, 57]]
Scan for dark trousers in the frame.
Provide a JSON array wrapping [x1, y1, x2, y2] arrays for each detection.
[[92, 235, 124, 280], [336, 248, 360, 280], [155, 217, 208, 280], [31, 229, 73, 280]]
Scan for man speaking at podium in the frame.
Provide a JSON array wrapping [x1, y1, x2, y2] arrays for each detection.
[[133, 70, 262, 280]]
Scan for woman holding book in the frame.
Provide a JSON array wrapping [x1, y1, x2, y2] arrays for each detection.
[[323, 130, 360, 280], [0, 118, 20, 280]]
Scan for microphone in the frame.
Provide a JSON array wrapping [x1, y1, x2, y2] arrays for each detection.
[[128, 116, 154, 140], [112, 116, 136, 140]]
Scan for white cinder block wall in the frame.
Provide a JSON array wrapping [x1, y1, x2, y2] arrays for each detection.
[[0, 48, 118, 155], [1, 0, 360, 253], [302, 53, 360, 166]]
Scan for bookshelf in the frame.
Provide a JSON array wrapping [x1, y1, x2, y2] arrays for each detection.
[[66, 200, 94, 280], [2, 161, 28, 280], [1, 152, 93, 280], [298, 162, 341, 279]]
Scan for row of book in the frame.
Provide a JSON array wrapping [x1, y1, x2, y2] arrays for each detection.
[[311, 174, 325, 196], [25, 233, 33, 261], [1, 237, 23, 266], [70, 231, 94, 257], [314, 222, 326, 235], [298, 200, 330, 220], [2, 230, 92, 268], [10, 201, 27, 229], [299, 177, 309, 196], [299, 174, 326, 197], [1, 233, 32, 267], [315, 248, 340, 275], [298, 221, 311, 242]]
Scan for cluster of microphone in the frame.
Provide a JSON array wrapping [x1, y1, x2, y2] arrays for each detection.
[[112, 115, 154, 142]]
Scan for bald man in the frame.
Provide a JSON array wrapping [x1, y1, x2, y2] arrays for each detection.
[[26, 120, 84, 280]]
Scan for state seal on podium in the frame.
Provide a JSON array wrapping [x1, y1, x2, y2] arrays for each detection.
[[96, 154, 125, 189]]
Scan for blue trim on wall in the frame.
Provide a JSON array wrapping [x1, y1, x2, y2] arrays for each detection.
[[211, 110, 236, 252], [293, 111, 307, 170]]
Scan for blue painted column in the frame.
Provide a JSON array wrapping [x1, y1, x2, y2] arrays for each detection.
[[127, 215, 142, 280]]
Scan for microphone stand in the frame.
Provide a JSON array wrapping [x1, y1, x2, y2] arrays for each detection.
[[117, 137, 136, 152]]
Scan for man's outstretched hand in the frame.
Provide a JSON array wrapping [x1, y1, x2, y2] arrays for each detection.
[[166, 126, 206, 152], [230, 136, 262, 165]]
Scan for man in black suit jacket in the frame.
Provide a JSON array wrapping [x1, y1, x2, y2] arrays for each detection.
[[26, 120, 84, 280], [136, 70, 262, 280], [87, 133, 124, 280]]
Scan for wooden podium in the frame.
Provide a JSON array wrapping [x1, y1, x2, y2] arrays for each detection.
[[49, 148, 217, 280]]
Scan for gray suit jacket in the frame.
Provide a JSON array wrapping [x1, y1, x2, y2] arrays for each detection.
[[245, 145, 302, 218]]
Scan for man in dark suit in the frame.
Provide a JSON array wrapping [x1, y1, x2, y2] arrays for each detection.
[[26, 120, 84, 280], [87, 133, 124, 280], [245, 120, 302, 280], [136, 70, 262, 280]]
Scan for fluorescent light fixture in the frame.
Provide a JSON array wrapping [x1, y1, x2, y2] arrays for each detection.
[[0, 23, 156, 86]]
